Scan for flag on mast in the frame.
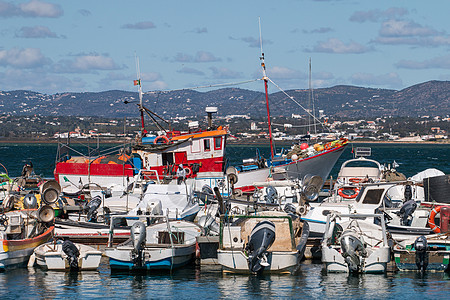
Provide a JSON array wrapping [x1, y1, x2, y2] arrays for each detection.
[[134, 79, 141, 86]]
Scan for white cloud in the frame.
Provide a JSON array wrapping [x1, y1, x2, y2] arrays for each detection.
[[209, 67, 242, 79], [351, 72, 402, 88], [396, 55, 450, 69], [177, 67, 205, 75], [16, 26, 62, 38], [20, 0, 63, 18], [379, 20, 436, 37], [309, 38, 371, 54], [349, 7, 408, 23], [0, 47, 50, 68], [267, 66, 306, 80], [172, 51, 221, 63], [121, 21, 156, 30], [53, 54, 122, 73]]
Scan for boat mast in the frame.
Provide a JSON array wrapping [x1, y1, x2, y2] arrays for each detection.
[[135, 56, 145, 136], [259, 18, 274, 160], [310, 58, 317, 135]]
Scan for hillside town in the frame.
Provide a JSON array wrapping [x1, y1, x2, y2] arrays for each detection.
[[0, 112, 448, 143]]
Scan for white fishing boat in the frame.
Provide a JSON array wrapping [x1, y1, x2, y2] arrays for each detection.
[[302, 181, 435, 241], [321, 213, 391, 273], [105, 215, 201, 271], [32, 240, 102, 271], [324, 147, 385, 202], [217, 211, 309, 274], [54, 66, 228, 196]]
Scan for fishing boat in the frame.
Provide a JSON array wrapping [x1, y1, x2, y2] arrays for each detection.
[[301, 181, 434, 240], [54, 65, 227, 195], [321, 213, 391, 273], [32, 239, 102, 271], [393, 233, 450, 272], [0, 208, 54, 270], [217, 211, 309, 274], [105, 215, 202, 271], [231, 45, 347, 194], [323, 147, 386, 201]]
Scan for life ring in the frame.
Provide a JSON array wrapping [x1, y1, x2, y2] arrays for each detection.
[[428, 206, 441, 233], [154, 135, 170, 144], [338, 187, 360, 199], [184, 166, 192, 177], [349, 178, 362, 183]]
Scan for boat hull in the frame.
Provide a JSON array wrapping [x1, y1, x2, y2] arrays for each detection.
[[34, 243, 102, 271], [217, 250, 299, 274], [0, 226, 54, 270], [106, 244, 196, 271], [394, 249, 450, 272], [322, 246, 390, 273], [283, 144, 346, 183]]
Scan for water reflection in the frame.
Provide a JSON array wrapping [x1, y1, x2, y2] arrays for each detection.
[[1, 259, 450, 298]]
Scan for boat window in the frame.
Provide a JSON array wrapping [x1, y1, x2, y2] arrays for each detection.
[[162, 153, 174, 165], [191, 140, 201, 153], [204, 138, 211, 151], [214, 137, 222, 150], [361, 189, 385, 205]]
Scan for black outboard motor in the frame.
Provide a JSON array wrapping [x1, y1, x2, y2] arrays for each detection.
[[414, 235, 428, 273], [398, 199, 417, 226], [62, 239, 80, 270], [245, 220, 276, 273], [84, 195, 102, 222]]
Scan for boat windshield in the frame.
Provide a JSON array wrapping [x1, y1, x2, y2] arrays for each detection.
[[356, 187, 385, 205]]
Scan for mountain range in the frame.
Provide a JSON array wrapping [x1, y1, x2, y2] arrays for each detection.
[[0, 80, 448, 119]]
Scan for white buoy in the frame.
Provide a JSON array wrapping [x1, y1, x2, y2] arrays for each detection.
[[291, 154, 298, 161]]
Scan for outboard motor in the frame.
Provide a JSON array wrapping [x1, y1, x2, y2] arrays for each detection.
[[131, 221, 147, 267], [398, 199, 417, 226], [62, 239, 80, 270], [340, 230, 367, 273], [265, 186, 278, 204], [245, 220, 276, 273], [84, 195, 102, 222], [414, 235, 428, 273]]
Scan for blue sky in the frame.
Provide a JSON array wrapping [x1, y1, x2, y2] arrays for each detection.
[[0, 0, 449, 94]]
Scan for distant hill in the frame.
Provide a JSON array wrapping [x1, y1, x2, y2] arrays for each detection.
[[1, 80, 448, 118]]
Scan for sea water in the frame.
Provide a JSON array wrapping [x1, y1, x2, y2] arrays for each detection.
[[0, 142, 449, 299]]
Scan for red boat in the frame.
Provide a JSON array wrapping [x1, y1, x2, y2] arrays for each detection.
[[54, 78, 228, 192]]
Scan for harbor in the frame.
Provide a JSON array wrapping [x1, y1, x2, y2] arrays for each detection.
[[0, 141, 449, 298], [1, 2, 450, 298]]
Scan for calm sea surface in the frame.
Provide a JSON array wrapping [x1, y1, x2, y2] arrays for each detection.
[[0, 142, 449, 299]]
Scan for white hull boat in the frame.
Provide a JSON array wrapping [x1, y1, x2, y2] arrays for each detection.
[[105, 215, 201, 271], [322, 213, 391, 273], [217, 211, 309, 274], [33, 241, 102, 271]]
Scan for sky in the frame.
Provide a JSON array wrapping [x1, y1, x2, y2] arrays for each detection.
[[0, 0, 449, 95]]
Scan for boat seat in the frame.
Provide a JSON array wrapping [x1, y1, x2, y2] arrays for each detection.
[[239, 218, 296, 252], [339, 167, 381, 180]]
